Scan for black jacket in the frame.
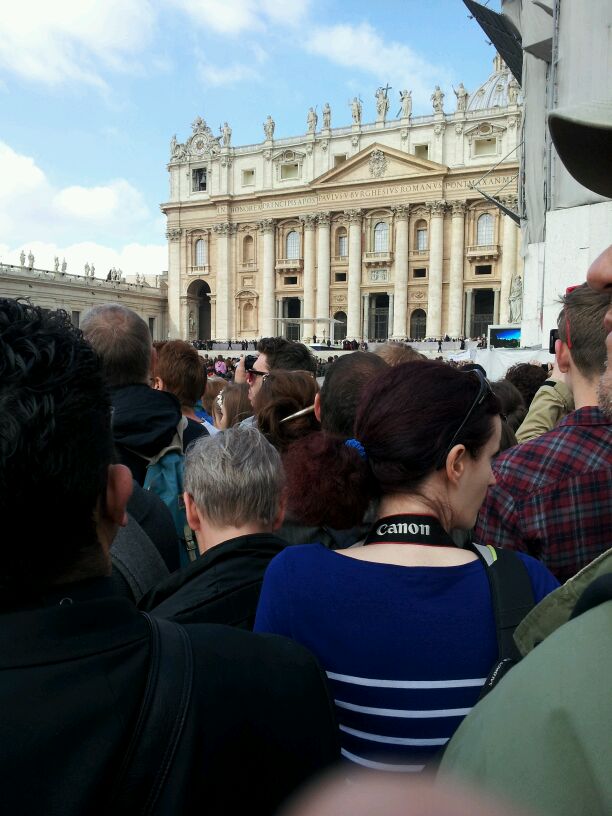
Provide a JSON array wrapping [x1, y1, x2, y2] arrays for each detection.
[[140, 533, 286, 629], [0, 578, 339, 815]]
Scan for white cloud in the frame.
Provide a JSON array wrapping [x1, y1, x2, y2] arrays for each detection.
[[169, 0, 309, 35], [198, 60, 260, 87], [305, 22, 450, 111], [0, 141, 161, 275], [0, 0, 156, 88]]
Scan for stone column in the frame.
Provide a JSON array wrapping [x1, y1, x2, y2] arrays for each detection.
[[391, 205, 409, 338], [387, 292, 394, 340], [425, 200, 446, 338], [166, 227, 182, 338], [448, 200, 466, 337], [315, 212, 331, 339], [499, 196, 518, 324], [258, 219, 276, 337], [464, 289, 473, 337], [300, 213, 317, 342], [346, 209, 363, 340], [212, 223, 232, 343], [493, 287, 501, 323], [362, 293, 369, 340]]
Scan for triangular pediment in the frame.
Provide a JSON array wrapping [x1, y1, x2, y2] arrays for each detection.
[[312, 143, 448, 187]]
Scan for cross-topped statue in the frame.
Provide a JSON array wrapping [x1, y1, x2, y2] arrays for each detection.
[[375, 84, 391, 121]]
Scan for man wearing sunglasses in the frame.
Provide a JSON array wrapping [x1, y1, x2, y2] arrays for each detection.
[[235, 336, 317, 423]]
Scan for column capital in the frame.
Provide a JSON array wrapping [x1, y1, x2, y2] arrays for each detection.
[[212, 222, 230, 235], [257, 218, 275, 234], [299, 213, 318, 230], [166, 228, 182, 242], [316, 211, 331, 226], [344, 208, 363, 224], [450, 200, 467, 216], [391, 204, 410, 220], [500, 194, 518, 210], [428, 200, 448, 217]]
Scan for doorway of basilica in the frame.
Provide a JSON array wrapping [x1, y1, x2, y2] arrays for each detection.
[[368, 293, 389, 341], [187, 279, 211, 340]]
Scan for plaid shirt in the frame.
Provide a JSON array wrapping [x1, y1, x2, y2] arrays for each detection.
[[475, 407, 612, 583]]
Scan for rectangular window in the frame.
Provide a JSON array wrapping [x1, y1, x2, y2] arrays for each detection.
[[414, 144, 429, 160], [284, 276, 298, 285], [148, 317, 156, 337], [242, 169, 255, 186], [334, 154, 347, 167], [416, 229, 427, 251], [71, 310, 80, 327], [334, 272, 347, 283], [413, 268, 427, 278], [192, 168, 207, 191], [475, 264, 492, 275], [280, 163, 299, 180], [474, 138, 496, 156], [338, 234, 348, 257]]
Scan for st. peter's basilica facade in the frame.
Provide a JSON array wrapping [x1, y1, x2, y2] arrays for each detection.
[[163, 55, 523, 344]]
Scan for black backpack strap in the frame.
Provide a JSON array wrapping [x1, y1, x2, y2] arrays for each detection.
[[110, 613, 193, 815], [471, 543, 535, 699]]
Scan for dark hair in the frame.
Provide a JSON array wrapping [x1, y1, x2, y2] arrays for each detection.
[[283, 361, 501, 529], [202, 376, 225, 417], [504, 363, 548, 408], [0, 300, 114, 597], [81, 304, 152, 387], [254, 370, 320, 452], [320, 352, 388, 436], [213, 382, 252, 427], [355, 361, 500, 496], [373, 343, 425, 366], [156, 340, 207, 408], [256, 336, 317, 374], [491, 379, 526, 432], [558, 283, 610, 378]]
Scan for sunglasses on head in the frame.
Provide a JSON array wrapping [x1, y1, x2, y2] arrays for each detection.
[[437, 369, 493, 469]]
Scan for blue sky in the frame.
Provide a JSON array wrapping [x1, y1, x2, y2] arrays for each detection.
[[0, 0, 500, 276]]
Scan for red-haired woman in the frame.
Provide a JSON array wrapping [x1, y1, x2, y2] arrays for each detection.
[[255, 361, 558, 772]]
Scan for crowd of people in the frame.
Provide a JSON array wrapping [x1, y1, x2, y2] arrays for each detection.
[[1, 112, 611, 816]]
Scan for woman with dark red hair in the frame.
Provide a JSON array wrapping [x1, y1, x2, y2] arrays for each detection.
[[255, 361, 558, 773]]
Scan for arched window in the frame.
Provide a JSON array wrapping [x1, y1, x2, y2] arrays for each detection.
[[243, 234, 254, 262], [415, 220, 428, 251], [195, 238, 207, 267], [477, 213, 494, 245], [374, 221, 389, 252], [285, 230, 300, 259], [337, 227, 348, 258]]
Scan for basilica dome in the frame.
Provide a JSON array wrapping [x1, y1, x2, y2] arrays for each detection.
[[466, 54, 521, 111]]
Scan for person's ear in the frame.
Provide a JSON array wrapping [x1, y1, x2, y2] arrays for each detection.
[[445, 445, 466, 487], [153, 376, 164, 391], [314, 391, 322, 423], [184, 492, 203, 532], [555, 338, 571, 373], [272, 492, 287, 531], [150, 345, 158, 382], [104, 464, 133, 527]]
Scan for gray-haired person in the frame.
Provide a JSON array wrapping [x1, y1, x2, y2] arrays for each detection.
[[140, 426, 289, 629]]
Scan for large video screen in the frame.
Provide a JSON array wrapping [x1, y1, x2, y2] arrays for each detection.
[[489, 326, 521, 349]]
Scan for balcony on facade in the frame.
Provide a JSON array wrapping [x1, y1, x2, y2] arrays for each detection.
[[409, 249, 429, 260], [275, 258, 303, 272], [240, 259, 258, 270], [466, 244, 500, 260], [364, 251, 394, 267], [332, 254, 349, 265], [188, 264, 209, 276]]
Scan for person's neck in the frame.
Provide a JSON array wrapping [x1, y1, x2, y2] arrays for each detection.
[[196, 523, 273, 555], [569, 371, 599, 410], [182, 407, 198, 422], [377, 494, 450, 532]]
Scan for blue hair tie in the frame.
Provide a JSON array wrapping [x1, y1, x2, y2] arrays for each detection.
[[345, 438, 367, 460]]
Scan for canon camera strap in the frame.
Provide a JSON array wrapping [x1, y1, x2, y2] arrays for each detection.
[[364, 514, 456, 547]]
